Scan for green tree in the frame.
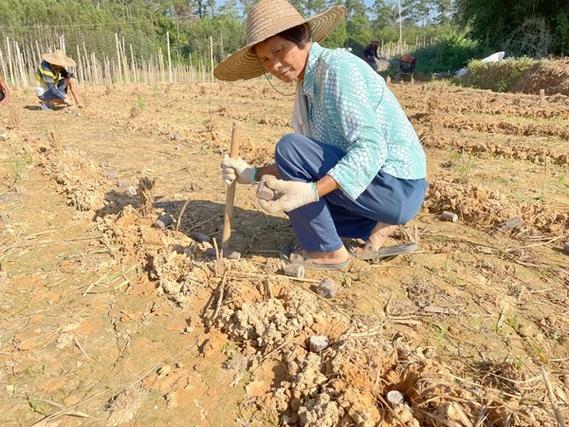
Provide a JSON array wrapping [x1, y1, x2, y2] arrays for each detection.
[[457, 0, 569, 56]]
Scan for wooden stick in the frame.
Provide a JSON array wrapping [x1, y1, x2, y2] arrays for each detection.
[[221, 121, 240, 257], [541, 367, 566, 427]]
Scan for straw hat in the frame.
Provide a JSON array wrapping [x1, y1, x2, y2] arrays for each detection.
[[214, 0, 346, 81], [42, 50, 76, 68]]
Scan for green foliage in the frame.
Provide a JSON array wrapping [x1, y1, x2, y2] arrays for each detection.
[[456, 0, 569, 57], [321, 22, 348, 49], [409, 29, 490, 74], [460, 57, 536, 92]]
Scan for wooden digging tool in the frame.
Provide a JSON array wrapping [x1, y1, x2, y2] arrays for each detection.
[[221, 121, 241, 258]]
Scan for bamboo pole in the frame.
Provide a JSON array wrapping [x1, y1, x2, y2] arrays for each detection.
[[167, 31, 173, 83], [209, 35, 214, 82], [114, 33, 122, 84], [121, 37, 129, 84], [129, 44, 137, 85], [6, 37, 15, 87]]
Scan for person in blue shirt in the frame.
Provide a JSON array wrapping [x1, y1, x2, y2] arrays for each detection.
[[215, 0, 427, 271], [35, 50, 83, 110]]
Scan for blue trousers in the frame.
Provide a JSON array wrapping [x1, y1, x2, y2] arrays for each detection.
[[40, 79, 68, 101], [275, 134, 427, 252]]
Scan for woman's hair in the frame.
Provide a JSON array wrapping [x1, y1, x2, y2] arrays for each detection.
[[277, 23, 312, 48]]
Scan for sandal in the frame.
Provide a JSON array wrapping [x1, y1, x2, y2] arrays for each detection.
[[290, 255, 351, 271], [353, 242, 418, 261]]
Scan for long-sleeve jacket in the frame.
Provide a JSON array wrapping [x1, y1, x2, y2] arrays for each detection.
[[35, 60, 69, 100], [302, 43, 427, 199]]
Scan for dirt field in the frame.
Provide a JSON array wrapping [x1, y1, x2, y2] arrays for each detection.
[[1, 79, 568, 426]]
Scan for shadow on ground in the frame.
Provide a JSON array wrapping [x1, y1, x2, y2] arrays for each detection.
[[96, 189, 294, 257]]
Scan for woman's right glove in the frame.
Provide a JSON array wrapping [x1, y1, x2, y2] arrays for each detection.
[[221, 154, 257, 185]]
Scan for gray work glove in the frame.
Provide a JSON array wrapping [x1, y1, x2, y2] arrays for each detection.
[[221, 154, 256, 185], [257, 175, 319, 213]]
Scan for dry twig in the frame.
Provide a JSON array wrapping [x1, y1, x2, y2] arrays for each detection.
[[541, 367, 567, 427]]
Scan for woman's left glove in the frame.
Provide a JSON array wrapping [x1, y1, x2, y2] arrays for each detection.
[[257, 175, 319, 213]]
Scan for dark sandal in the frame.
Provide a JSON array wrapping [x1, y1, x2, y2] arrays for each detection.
[[354, 242, 418, 261]]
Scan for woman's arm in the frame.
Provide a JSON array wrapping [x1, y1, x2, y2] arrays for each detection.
[[322, 61, 388, 200], [315, 174, 339, 197], [256, 163, 280, 180]]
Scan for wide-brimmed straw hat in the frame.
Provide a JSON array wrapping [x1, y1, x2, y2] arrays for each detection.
[[214, 0, 346, 81], [42, 50, 76, 68]]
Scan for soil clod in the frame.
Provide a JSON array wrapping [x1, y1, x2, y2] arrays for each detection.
[[440, 210, 458, 222], [313, 278, 338, 298], [309, 335, 329, 352], [154, 214, 174, 230], [283, 263, 305, 278]]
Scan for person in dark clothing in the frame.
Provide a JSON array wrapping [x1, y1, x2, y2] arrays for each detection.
[[0, 76, 10, 105], [363, 41, 380, 71], [35, 50, 83, 110]]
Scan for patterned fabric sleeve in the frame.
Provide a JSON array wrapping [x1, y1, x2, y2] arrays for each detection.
[[325, 60, 389, 200]]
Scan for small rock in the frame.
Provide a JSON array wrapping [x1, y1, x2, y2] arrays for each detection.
[[563, 242, 569, 255], [204, 247, 217, 258], [386, 390, 405, 405], [118, 180, 137, 196], [181, 325, 194, 334], [154, 214, 174, 230], [157, 365, 171, 377], [0, 133, 8, 142], [499, 217, 524, 231], [165, 392, 177, 408], [283, 263, 305, 279], [314, 278, 338, 298], [190, 231, 210, 243], [105, 169, 118, 180], [309, 335, 329, 352], [225, 251, 241, 260], [440, 211, 458, 222], [0, 271, 9, 285]]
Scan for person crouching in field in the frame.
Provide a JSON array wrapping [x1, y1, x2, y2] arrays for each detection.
[[216, 0, 427, 271], [0, 76, 10, 105], [35, 50, 83, 110]]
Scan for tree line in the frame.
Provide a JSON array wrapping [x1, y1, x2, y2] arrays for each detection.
[[0, 0, 567, 74]]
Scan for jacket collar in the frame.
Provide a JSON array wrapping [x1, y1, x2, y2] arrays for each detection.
[[302, 42, 324, 99]]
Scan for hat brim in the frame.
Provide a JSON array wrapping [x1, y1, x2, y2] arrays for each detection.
[[214, 5, 346, 81], [42, 53, 76, 68]]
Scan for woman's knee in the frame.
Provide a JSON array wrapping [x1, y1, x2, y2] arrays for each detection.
[[275, 133, 303, 167]]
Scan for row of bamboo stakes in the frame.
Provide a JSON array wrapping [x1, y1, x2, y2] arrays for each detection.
[[0, 31, 433, 88], [0, 32, 217, 88]]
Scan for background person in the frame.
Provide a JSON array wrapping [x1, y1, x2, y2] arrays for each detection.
[[0, 77, 10, 105], [35, 50, 83, 110], [363, 40, 380, 71]]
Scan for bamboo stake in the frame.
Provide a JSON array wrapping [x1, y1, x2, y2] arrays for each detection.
[[114, 33, 122, 84], [121, 37, 129, 84], [209, 35, 214, 82], [166, 31, 173, 83], [6, 37, 15, 87], [221, 122, 241, 256], [129, 44, 137, 85]]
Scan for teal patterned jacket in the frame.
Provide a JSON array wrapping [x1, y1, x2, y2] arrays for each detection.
[[302, 42, 427, 199]]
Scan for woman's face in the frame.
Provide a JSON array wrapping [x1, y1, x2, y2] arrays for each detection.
[[255, 36, 311, 82]]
